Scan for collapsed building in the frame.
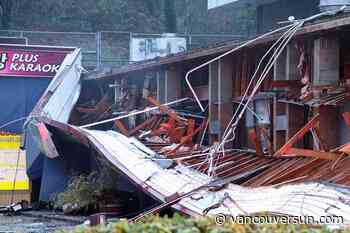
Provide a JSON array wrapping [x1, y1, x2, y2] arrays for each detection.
[[24, 8, 350, 225]]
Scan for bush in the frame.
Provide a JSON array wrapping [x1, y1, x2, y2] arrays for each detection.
[[58, 214, 344, 233], [51, 165, 117, 213], [52, 172, 102, 212]]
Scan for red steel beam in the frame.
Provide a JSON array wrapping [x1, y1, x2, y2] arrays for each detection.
[[274, 114, 320, 156]]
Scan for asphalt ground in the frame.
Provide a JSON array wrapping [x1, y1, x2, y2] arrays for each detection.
[[0, 214, 78, 233]]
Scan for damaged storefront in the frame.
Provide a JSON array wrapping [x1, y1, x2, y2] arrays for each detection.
[[23, 8, 350, 227], [0, 44, 73, 205]]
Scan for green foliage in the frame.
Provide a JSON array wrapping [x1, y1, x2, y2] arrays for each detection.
[[52, 166, 116, 211], [235, 5, 257, 37], [52, 172, 102, 211], [3, 0, 166, 32], [1, 0, 255, 36], [58, 213, 347, 233]]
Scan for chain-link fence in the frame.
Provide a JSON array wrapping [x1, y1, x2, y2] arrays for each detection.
[[0, 30, 244, 69]]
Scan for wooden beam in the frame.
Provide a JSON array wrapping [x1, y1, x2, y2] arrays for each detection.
[[209, 61, 219, 143], [114, 120, 129, 136], [258, 125, 274, 155], [168, 120, 207, 156], [165, 69, 182, 102], [283, 148, 341, 161], [319, 106, 339, 149], [274, 114, 320, 156], [339, 143, 350, 155], [271, 80, 303, 88], [128, 116, 157, 136], [147, 96, 184, 123], [313, 126, 328, 151], [218, 55, 234, 141], [248, 128, 263, 156]]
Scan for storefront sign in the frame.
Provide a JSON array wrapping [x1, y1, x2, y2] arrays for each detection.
[[0, 149, 29, 190], [0, 46, 71, 77]]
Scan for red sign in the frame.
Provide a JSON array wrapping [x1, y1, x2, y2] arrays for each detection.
[[0, 46, 71, 77]]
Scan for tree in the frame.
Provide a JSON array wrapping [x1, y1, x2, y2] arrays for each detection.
[[164, 0, 177, 32], [0, 0, 13, 29]]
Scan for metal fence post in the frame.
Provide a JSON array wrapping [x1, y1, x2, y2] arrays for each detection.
[[0, 29, 244, 68], [129, 32, 133, 64], [188, 35, 192, 50], [96, 31, 102, 69]]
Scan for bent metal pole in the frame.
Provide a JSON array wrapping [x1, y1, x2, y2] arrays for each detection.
[[185, 23, 295, 112], [185, 7, 346, 112]]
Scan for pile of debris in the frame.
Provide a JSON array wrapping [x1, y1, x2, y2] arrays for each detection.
[[277, 81, 350, 107]]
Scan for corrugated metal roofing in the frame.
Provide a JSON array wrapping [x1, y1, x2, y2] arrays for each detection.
[[78, 128, 350, 224]]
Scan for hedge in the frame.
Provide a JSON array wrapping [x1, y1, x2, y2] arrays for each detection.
[[57, 214, 348, 233]]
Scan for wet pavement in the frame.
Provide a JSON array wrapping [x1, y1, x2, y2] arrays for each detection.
[[0, 214, 78, 233]]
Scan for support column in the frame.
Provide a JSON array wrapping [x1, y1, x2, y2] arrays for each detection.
[[273, 44, 305, 150], [209, 61, 219, 143], [314, 36, 340, 149], [218, 56, 234, 141], [209, 57, 233, 143], [319, 106, 339, 149], [314, 36, 339, 85], [165, 68, 182, 102], [273, 48, 287, 150], [156, 70, 166, 104], [286, 44, 305, 144]]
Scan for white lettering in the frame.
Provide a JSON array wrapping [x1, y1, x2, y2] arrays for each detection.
[[42, 64, 51, 72], [12, 54, 20, 62], [0, 53, 7, 63], [32, 54, 39, 63], [0, 53, 8, 70], [17, 63, 26, 71], [32, 64, 41, 72], [10, 63, 17, 70], [24, 54, 34, 62], [8, 63, 60, 74], [26, 64, 34, 72], [51, 64, 60, 73]]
